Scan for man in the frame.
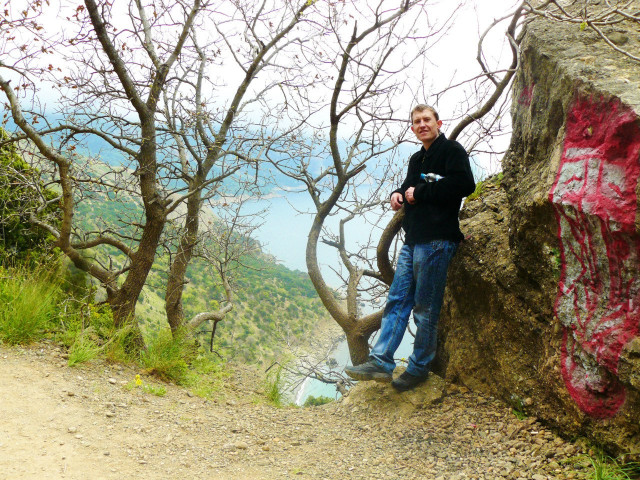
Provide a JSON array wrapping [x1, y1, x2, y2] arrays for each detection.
[[345, 104, 475, 392]]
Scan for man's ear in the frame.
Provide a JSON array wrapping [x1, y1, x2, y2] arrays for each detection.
[[437, 120, 443, 129]]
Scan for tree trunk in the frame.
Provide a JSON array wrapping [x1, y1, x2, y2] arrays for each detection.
[[109, 207, 166, 348], [166, 192, 202, 334], [209, 319, 221, 352], [376, 210, 403, 286], [345, 332, 370, 365], [306, 210, 347, 323]]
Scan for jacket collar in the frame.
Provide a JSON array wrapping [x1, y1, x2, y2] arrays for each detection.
[[421, 132, 446, 158]]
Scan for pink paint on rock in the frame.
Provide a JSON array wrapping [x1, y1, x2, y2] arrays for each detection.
[[549, 96, 640, 418], [518, 82, 535, 107]]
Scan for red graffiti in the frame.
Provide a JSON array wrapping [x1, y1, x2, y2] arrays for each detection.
[[518, 82, 535, 107], [549, 96, 640, 418]]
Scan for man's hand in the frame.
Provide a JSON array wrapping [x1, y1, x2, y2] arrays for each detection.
[[405, 187, 417, 205], [390, 192, 404, 211]]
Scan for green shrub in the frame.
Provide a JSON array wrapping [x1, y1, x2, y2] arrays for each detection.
[[0, 265, 60, 344], [264, 364, 287, 407], [67, 330, 102, 366], [303, 395, 333, 407], [103, 323, 138, 364], [182, 350, 231, 398], [139, 329, 193, 384], [58, 301, 108, 343], [56, 299, 134, 366], [0, 128, 59, 266]]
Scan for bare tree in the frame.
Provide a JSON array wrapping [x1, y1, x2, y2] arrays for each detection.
[[160, 0, 318, 336], [269, 0, 528, 365], [0, 0, 319, 349], [0, 0, 204, 347], [177, 191, 265, 350], [262, 0, 442, 363]]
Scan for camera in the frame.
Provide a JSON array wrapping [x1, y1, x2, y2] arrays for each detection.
[[421, 173, 443, 183]]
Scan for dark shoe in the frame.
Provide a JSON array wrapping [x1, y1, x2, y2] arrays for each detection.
[[392, 371, 429, 392], [344, 361, 392, 383]]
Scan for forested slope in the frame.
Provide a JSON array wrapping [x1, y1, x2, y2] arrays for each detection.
[[71, 161, 338, 365]]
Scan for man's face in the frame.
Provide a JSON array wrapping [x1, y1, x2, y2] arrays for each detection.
[[411, 109, 442, 147]]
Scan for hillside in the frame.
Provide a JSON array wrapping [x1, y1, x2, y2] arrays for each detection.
[[136, 249, 338, 364], [68, 160, 341, 366]]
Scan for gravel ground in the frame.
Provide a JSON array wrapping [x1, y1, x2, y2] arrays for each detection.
[[0, 341, 593, 479]]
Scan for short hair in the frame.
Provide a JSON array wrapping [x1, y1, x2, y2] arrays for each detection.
[[410, 104, 439, 123]]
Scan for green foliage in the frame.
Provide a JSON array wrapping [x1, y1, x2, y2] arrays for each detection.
[[131, 340, 231, 399], [512, 408, 527, 421], [66, 323, 138, 367], [0, 128, 59, 265], [103, 324, 139, 364], [0, 259, 132, 356], [56, 298, 132, 362], [141, 383, 167, 396], [125, 374, 167, 396], [53, 281, 138, 365], [144, 247, 334, 366], [0, 255, 233, 399], [584, 453, 640, 480], [139, 329, 193, 384], [264, 364, 287, 407], [303, 395, 333, 407], [184, 255, 332, 365], [67, 331, 102, 366], [467, 182, 485, 201], [74, 177, 333, 366], [182, 349, 231, 398], [0, 265, 60, 344], [509, 394, 528, 420], [467, 172, 503, 201]]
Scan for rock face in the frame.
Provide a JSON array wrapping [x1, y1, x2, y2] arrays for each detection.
[[436, 12, 640, 455]]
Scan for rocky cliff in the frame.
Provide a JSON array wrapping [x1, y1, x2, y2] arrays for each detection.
[[436, 9, 640, 455]]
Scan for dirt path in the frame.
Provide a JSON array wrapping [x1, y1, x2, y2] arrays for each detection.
[[1, 342, 591, 479]]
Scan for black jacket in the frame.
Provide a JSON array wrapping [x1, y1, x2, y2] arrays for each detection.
[[393, 133, 475, 244]]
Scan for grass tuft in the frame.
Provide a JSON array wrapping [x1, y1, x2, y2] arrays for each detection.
[[139, 329, 193, 384], [182, 351, 231, 399], [125, 374, 167, 396], [103, 324, 139, 365], [0, 265, 59, 345], [467, 172, 503, 201], [585, 453, 640, 480], [67, 330, 102, 366]]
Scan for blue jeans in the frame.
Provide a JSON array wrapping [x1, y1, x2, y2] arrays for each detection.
[[370, 240, 458, 376]]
